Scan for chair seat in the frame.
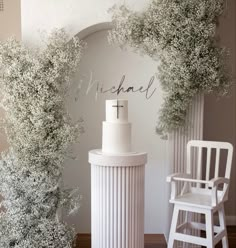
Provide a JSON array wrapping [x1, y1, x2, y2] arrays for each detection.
[[170, 193, 220, 209]]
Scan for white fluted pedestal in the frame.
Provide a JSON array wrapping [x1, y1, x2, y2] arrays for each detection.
[[89, 150, 147, 248]]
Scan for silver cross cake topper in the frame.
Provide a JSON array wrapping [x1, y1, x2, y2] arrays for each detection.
[[112, 99, 124, 119]]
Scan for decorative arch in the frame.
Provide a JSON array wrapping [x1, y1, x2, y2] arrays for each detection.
[[75, 22, 112, 40], [71, 20, 204, 238]]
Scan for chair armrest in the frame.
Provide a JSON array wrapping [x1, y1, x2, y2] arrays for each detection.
[[168, 176, 215, 200], [168, 176, 229, 187], [171, 177, 212, 186], [210, 177, 230, 205], [209, 177, 229, 187], [166, 173, 191, 182], [167, 173, 192, 200]]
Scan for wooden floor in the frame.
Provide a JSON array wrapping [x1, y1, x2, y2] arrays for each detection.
[[75, 234, 166, 248], [216, 226, 236, 248], [76, 226, 236, 247]]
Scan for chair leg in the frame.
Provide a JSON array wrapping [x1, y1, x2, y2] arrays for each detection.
[[168, 205, 180, 248], [205, 211, 214, 248], [218, 206, 228, 248], [183, 211, 192, 248]]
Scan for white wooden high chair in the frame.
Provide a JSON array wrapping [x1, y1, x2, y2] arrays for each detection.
[[167, 140, 233, 248]]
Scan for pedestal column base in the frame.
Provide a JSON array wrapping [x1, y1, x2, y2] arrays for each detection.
[[89, 150, 147, 248]]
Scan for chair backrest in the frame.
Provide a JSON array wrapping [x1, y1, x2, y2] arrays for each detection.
[[186, 140, 233, 190]]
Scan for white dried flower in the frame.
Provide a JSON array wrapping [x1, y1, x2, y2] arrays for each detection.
[[0, 29, 84, 247], [109, 0, 231, 137]]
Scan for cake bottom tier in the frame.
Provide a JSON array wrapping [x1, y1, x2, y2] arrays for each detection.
[[91, 163, 145, 248], [102, 122, 131, 154]]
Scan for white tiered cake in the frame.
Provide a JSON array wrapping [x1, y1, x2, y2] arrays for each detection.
[[102, 99, 131, 154]]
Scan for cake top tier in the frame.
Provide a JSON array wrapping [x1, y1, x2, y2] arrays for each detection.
[[106, 99, 128, 123]]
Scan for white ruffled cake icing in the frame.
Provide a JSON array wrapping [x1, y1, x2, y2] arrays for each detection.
[[102, 99, 132, 154]]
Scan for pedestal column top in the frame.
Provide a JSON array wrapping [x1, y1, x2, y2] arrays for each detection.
[[89, 149, 147, 167]]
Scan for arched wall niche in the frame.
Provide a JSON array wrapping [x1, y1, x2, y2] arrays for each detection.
[[63, 22, 204, 239], [63, 21, 172, 236], [75, 22, 112, 40]]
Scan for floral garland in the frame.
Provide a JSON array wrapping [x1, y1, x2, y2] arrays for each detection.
[[0, 30, 84, 247], [109, 0, 231, 137]]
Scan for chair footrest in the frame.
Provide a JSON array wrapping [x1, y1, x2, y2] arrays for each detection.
[[177, 221, 222, 233], [175, 222, 227, 246], [214, 230, 227, 245], [174, 233, 208, 246]]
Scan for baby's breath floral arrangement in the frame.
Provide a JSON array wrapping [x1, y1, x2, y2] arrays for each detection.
[[109, 0, 231, 137], [0, 29, 84, 247]]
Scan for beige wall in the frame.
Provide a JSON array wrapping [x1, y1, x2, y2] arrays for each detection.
[[0, 0, 21, 41], [203, 0, 236, 220], [0, 0, 21, 152]]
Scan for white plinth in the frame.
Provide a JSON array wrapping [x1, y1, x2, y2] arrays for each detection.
[[89, 150, 147, 248]]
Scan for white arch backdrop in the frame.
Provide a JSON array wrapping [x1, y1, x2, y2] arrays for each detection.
[[64, 21, 170, 235], [21, 1, 204, 239]]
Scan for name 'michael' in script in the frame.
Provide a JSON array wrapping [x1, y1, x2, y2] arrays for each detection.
[[77, 72, 157, 100]]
